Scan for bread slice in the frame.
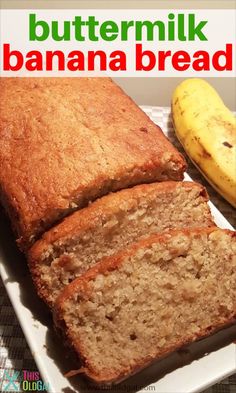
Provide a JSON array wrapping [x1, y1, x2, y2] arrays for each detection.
[[28, 181, 214, 307], [0, 78, 186, 250], [54, 227, 236, 385]]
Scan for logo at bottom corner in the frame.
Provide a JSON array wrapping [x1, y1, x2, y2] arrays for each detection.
[[2, 370, 50, 392], [2, 370, 20, 392]]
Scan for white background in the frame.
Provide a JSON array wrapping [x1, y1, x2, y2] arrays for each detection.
[[0, 9, 235, 77]]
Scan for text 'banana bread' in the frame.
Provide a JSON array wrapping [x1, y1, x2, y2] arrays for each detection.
[[54, 227, 236, 385], [0, 78, 186, 250], [28, 181, 214, 307]]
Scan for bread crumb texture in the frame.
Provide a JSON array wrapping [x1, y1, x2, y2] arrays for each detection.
[[55, 227, 236, 384], [29, 181, 213, 307]]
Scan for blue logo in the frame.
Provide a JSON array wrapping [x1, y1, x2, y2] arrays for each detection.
[[1, 369, 50, 392], [3, 370, 20, 391]]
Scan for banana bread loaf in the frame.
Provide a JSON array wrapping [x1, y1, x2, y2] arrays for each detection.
[[28, 181, 214, 307], [0, 78, 186, 250], [54, 227, 236, 385]]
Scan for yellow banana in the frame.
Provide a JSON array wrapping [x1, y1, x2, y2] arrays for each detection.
[[172, 78, 236, 208]]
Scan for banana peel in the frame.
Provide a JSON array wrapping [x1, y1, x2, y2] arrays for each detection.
[[172, 78, 236, 208]]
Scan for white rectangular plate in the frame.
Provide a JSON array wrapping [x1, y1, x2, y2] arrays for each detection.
[[0, 106, 235, 393]]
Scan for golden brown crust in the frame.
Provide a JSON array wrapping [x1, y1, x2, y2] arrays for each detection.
[[54, 226, 236, 384], [28, 181, 213, 308], [28, 181, 208, 261], [54, 227, 223, 306], [0, 78, 186, 250]]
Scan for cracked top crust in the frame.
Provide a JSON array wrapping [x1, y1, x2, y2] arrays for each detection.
[[0, 77, 186, 250]]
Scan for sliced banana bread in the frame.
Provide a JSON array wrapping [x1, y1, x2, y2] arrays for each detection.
[[0, 77, 186, 251], [28, 181, 214, 307], [54, 227, 236, 385]]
